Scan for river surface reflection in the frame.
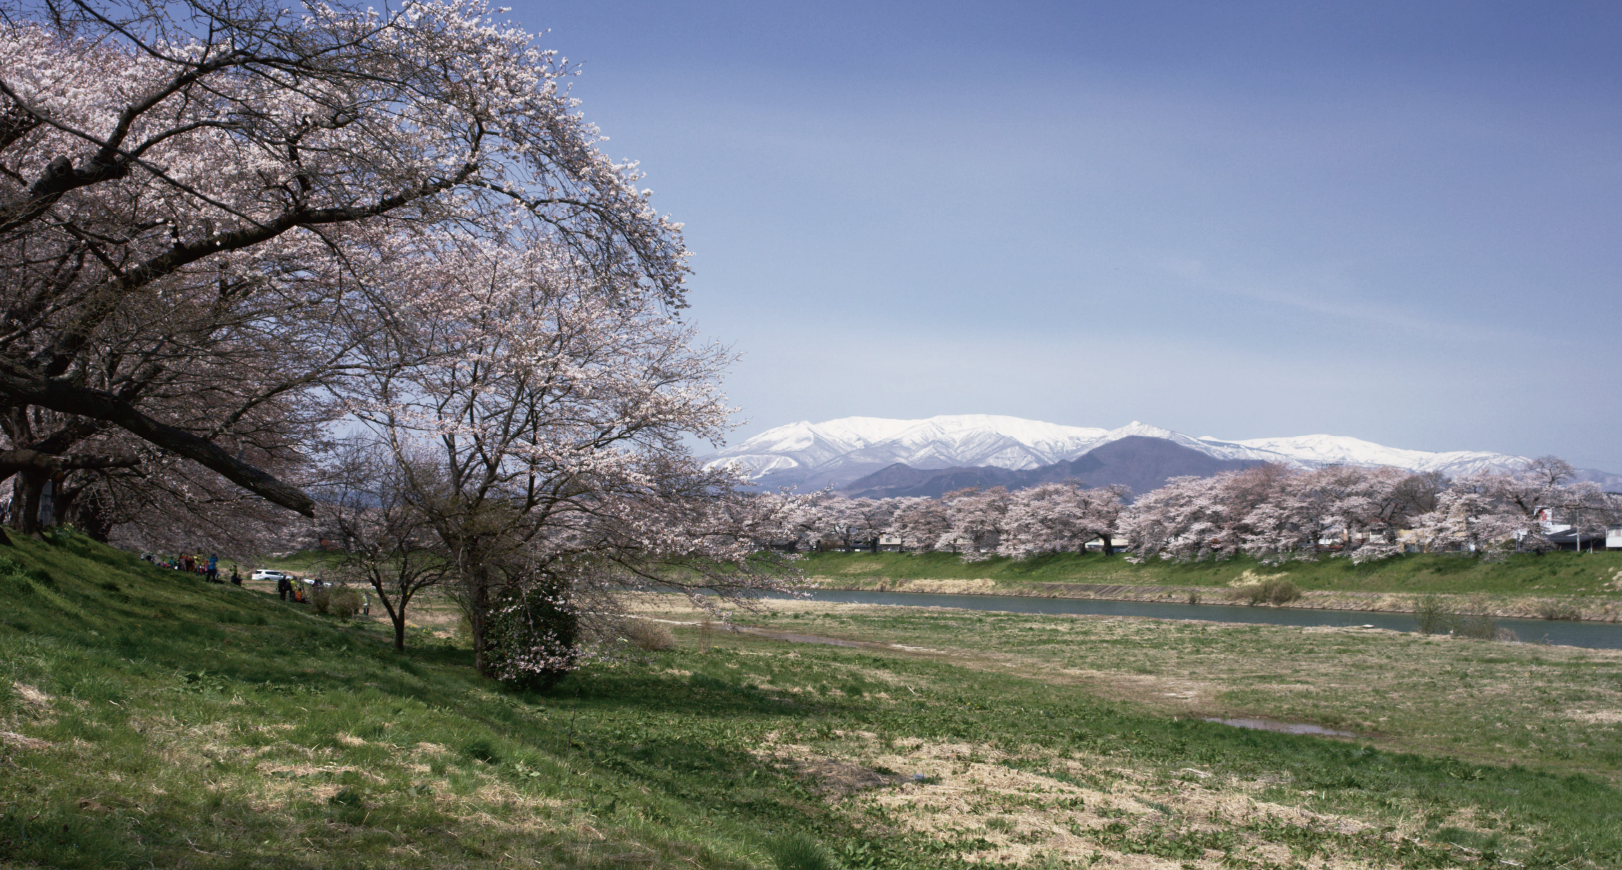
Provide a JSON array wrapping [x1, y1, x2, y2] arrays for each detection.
[[767, 588, 1622, 651]]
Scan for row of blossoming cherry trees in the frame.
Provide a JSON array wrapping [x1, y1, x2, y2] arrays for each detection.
[[757, 457, 1617, 564]]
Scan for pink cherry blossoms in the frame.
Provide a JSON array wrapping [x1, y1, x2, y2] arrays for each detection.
[[772, 458, 1616, 564]]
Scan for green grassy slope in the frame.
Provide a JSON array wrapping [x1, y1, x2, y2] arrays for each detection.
[[797, 550, 1622, 596], [0, 532, 786, 869], [3, 531, 1622, 868]]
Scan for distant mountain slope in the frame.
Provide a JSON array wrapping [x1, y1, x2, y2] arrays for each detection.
[[707, 414, 1115, 491], [842, 436, 1263, 498], [702, 414, 1617, 493], [1206, 434, 1521, 478]]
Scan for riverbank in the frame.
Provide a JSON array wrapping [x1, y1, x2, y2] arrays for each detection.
[[798, 550, 1622, 622]]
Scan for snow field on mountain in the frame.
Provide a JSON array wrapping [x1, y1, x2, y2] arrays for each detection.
[[705, 414, 1536, 486]]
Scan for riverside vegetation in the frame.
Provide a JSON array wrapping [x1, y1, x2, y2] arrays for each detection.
[[792, 551, 1622, 620], [4, 532, 1622, 868]]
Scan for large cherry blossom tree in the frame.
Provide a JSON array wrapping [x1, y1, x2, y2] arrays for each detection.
[[0, 0, 687, 526], [997, 482, 1126, 559], [888, 496, 950, 552]]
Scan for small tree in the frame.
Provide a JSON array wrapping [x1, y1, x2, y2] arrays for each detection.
[[316, 439, 446, 651]]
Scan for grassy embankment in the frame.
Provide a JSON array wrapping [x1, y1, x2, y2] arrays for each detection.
[[4, 530, 1622, 868], [794, 551, 1622, 619]]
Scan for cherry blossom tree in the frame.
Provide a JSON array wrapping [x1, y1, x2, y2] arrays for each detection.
[[809, 496, 896, 551], [1117, 474, 1226, 562], [937, 486, 1011, 560], [1408, 471, 1520, 557], [1238, 465, 1410, 564], [1484, 458, 1616, 553], [1118, 465, 1291, 562], [888, 496, 949, 553], [345, 240, 791, 678], [1, 0, 687, 522], [997, 482, 1126, 559], [742, 490, 821, 552], [2, 0, 805, 685], [1556, 481, 1616, 552], [1393, 458, 1616, 557]]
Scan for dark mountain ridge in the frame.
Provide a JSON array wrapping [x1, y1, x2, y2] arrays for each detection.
[[839, 435, 1264, 499]]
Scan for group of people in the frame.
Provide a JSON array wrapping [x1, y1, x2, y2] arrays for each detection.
[[274, 573, 371, 615], [136, 550, 373, 613], [142, 551, 239, 585]]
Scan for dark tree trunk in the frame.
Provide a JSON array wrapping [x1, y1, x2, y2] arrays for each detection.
[[12, 470, 44, 533], [467, 565, 492, 675], [75, 496, 115, 542], [50, 477, 76, 526], [1101, 534, 1115, 557]]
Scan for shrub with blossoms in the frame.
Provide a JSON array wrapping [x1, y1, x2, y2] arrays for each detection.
[[481, 579, 581, 692]]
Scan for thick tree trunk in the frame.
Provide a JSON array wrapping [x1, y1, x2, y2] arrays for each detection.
[[12, 470, 44, 533], [1101, 534, 1115, 557]]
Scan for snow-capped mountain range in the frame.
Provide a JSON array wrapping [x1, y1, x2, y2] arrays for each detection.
[[701, 414, 1613, 491]]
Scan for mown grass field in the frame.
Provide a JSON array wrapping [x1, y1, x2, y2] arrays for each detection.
[[4, 531, 1622, 868], [795, 551, 1622, 598]]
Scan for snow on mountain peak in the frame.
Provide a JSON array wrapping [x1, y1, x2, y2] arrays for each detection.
[[703, 414, 1552, 489]]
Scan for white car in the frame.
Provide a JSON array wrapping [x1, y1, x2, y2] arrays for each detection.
[[251, 569, 292, 582]]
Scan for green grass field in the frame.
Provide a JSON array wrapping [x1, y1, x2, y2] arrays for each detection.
[[4, 531, 1622, 868], [795, 550, 1622, 597]]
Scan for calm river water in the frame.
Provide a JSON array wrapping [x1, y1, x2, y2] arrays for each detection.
[[771, 588, 1622, 651]]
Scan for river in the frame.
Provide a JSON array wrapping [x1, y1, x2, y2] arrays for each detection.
[[771, 588, 1622, 651]]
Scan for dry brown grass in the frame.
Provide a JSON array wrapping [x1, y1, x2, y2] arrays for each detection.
[[618, 618, 677, 651], [0, 729, 51, 750], [11, 681, 52, 711], [756, 731, 1389, 868]]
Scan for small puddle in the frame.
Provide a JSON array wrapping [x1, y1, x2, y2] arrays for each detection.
[[1204, 717, 1356, 737]]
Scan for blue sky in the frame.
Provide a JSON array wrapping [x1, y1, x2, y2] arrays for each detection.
[[515, 0, 1622, 471]]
